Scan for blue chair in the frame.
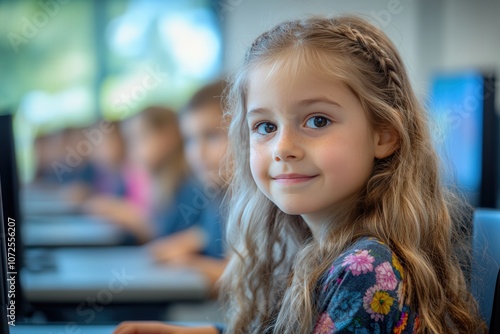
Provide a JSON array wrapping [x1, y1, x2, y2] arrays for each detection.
[[490, 269, 500, 333], [471, 208, 500, 331]]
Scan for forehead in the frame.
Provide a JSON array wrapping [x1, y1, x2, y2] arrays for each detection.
[[246, 53, 354, 109], [254, 46, 349, 79]]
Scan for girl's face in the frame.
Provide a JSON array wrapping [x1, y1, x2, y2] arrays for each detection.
[[246, 61, 390, 227]]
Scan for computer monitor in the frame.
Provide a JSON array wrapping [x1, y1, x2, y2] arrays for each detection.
[[0, 181, 11, 334], [0, 113, 27, 322], [429, 71, 498, 208]]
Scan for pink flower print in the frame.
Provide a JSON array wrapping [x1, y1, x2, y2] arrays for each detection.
[[342, 250, 375, 276], [313, 312, 336, 334], [375, 262, 398, 290]]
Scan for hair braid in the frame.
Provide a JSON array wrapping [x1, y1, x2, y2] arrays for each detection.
[[330, 24, 404, 104]]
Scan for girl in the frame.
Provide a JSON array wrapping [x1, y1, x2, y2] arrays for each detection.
[[114, 15, 486, 334], [83, 120, 151, 243], [132, 106, 201, 240]]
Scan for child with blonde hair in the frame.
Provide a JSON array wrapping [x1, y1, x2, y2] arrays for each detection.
[[114, 15, 486, 334]]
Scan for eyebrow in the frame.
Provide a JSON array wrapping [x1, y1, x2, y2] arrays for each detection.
[[247, 97, 342, 116], [297, 97, 342, 108], [247, 108, 267, 117]]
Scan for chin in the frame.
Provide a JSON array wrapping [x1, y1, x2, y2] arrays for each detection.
[[275, 202, 309, 216]]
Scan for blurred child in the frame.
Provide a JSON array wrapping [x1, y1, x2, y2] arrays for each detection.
[[29, 129, 86, 200], [149, 80, 228, 286], [90, 121, 128, 196], [133, 106, 202, 240], [83, 120, 151, 242], [33, 130, 65, 185], [34, 126, 98, 203]]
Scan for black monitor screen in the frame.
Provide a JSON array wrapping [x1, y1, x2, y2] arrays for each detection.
[[0, 113, 26, 323]]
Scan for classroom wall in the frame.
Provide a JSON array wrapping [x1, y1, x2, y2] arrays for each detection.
[[417, 0, 500, 108], [221, 0, 419, 82], [441, 0, 500, 72], [441, 0, 500, 111], [222, 0, 500, 109]]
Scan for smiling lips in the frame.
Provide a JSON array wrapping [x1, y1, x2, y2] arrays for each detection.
[[272, 173, 318, 185]]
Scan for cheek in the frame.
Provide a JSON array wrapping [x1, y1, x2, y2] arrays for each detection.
[[316, 135, 370, 170], [249, 146, 268, 187], [317, 139, 374, 187]]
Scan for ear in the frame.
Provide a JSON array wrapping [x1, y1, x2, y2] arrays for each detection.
[[374, 128, 398, 159]]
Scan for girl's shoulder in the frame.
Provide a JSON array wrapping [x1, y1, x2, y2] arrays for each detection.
[[314, 237, 418, 333], [323, 237, 405, 295], [335, 237, 398, 269]]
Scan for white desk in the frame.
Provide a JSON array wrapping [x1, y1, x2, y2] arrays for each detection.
[[23, 215, 127, 247], [21, 184, 82, 214], [22, 247, 209, 303], [21, 200, 82, 216], [21, 184, 65, 201]]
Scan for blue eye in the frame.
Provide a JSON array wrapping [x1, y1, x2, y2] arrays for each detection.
[[306, 116, 331, 129], [255, 122, 277, 135]]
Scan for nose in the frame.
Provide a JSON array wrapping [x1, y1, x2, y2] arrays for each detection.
[[272, 128, 304, 162]]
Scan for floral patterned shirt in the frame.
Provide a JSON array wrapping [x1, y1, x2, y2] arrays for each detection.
[[213, 238, 419, 334], [313, 237, 419, 334]]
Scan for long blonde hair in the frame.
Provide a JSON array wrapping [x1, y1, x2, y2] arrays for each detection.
[[221, 15, 486, 333]]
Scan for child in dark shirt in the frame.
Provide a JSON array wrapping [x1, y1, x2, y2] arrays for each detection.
[[149, 81, 228, 286]]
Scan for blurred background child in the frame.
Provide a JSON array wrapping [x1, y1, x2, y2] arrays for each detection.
[[149, 80, 228, 286], [31, 126, 99, 204], [82, 120, 152, 242], [132, 106, 202, 241], [32, 130, 66, 185]]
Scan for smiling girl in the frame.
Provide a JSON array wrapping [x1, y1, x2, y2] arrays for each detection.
[[114, 15, 486, 334]]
